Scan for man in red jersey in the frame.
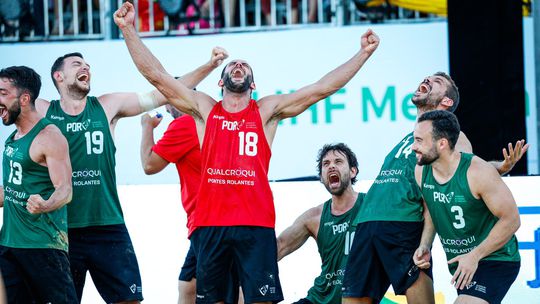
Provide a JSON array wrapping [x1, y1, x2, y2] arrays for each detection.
[[140, 105, 201, 304], [141, 102, 241, 304], [115, 2, 379, 303]]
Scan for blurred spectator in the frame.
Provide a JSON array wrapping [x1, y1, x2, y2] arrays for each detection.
[[138, 0, 165, 32], [0, 0, 34, 39], [51, 0, 100, 35]]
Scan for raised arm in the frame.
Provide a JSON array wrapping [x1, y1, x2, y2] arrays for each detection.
[[488, 139, 529, 176], [448, 157, 520, 290], [277, 206, 320, 261], [113, 2, 222, 121], [27, 125, 73, 214], [140, 113, 169, 174], [258, 29, 379, 123]]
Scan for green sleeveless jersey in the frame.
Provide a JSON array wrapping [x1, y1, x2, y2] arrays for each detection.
[[1, 118, 68, 251], [46, 97, 124, 228], [421, 153, 520, 274], [354, 132, 423, 225], [305, 193, 364, 304]]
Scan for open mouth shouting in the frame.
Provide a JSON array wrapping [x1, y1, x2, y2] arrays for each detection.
[[0, 105, 6, 120], [76, 72, 90, 84], [328, 172, 341, 188]]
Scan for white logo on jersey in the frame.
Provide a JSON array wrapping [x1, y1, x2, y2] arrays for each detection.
[[332, 222, 349, 235], [221, 119, 245, 131], [259, 285, 269, 296], [48, 115, 65, 121], [433, 191, 454, 204], [4, 146, 17, 157], [66, 119, 91, 132], [423, 183, 435, 190], [130, 284, 137, 293]]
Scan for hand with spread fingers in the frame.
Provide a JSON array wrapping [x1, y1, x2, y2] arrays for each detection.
[[448, 252, 480, 290]]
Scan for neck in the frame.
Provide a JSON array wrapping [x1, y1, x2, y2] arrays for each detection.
[[14, 109, 41, 139], [222, 91, 251, 113], [331, 187, 358, 215], [431, 150, 461, 183], [59, 90, 88, 115]]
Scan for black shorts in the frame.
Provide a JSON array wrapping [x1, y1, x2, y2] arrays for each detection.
[[191, 226, 284, 304], [0, 245, 77, 303], [456, 260, 520, 303], [179, 243, 197, 281], [68, 224, 143, 303], [342, 221, 432, 301]]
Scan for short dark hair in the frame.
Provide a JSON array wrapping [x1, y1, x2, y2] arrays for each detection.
[[316, 143, 359, 184], [0, 66, 41, 106], [51, 52, 84, 90], [418, 110, 461, 150], [434, 71, 460, 112]]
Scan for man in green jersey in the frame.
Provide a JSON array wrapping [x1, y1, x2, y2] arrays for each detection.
[[412, 110, 521, 303], [342, 72, 527, 304], [31, 49, 227, 303], [0, 66, 77, 303], [277, 143, 365, 304]]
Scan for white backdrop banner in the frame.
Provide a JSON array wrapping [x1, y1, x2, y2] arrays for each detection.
[[1, 20, 537, 183]]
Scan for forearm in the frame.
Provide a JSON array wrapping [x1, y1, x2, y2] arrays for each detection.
[[140, 125, 157, 174], [178, 61, 216, 90], [120, 25, 168, 86], [470, 215, 520, 260], [44, 184, 72, 212], [0, 186, 4, 207], [489, 160, 508, 176], [420, 210, 436, 248], [316, 50, 372, 95]]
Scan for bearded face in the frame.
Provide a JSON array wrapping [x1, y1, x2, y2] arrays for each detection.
[[222, 72, 253, 94], [1, 99, 21, 126], [411, 77, 448, 111], [416, 142, 439, 166]]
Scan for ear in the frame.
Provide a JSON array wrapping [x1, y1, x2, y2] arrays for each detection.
[[250, 81, 256, 90], [439, 96, 454, 110], [18, 92, 31, 107], [350, 166, 358, 179], [218, 79, 224, 87], [53, 71, 64, 84]]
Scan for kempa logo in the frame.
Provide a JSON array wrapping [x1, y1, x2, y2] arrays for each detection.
[[130, 284, 137, 293], [423, 183, 435, 190], [433, 191, 454, 204], [259, 285, 269, 296], [66, 119, 91, 132], [48, 115, 65, 121]]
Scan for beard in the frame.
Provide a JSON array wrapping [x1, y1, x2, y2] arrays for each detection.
[[417, 145, 440, 166], [323, 174, 350, 196], [223, 73, 252, 94], [67, 81, 90, 99], [2, 101, 21, 126], [411, 93, 440, 110]]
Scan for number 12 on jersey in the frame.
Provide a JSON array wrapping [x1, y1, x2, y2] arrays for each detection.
[[238, 131, 258, 156]]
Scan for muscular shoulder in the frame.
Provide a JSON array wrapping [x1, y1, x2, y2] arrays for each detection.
[[31, 124, 68, 164], [303, 204, 324, 236], [35, 98, 51, 116], [467, 155, 500, 197]]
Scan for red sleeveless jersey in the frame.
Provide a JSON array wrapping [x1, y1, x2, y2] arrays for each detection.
[[194, 99, 275, 228], [152, 115, 201, 237]]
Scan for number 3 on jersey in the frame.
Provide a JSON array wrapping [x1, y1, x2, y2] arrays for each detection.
[[238, 131, 258, 156]]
